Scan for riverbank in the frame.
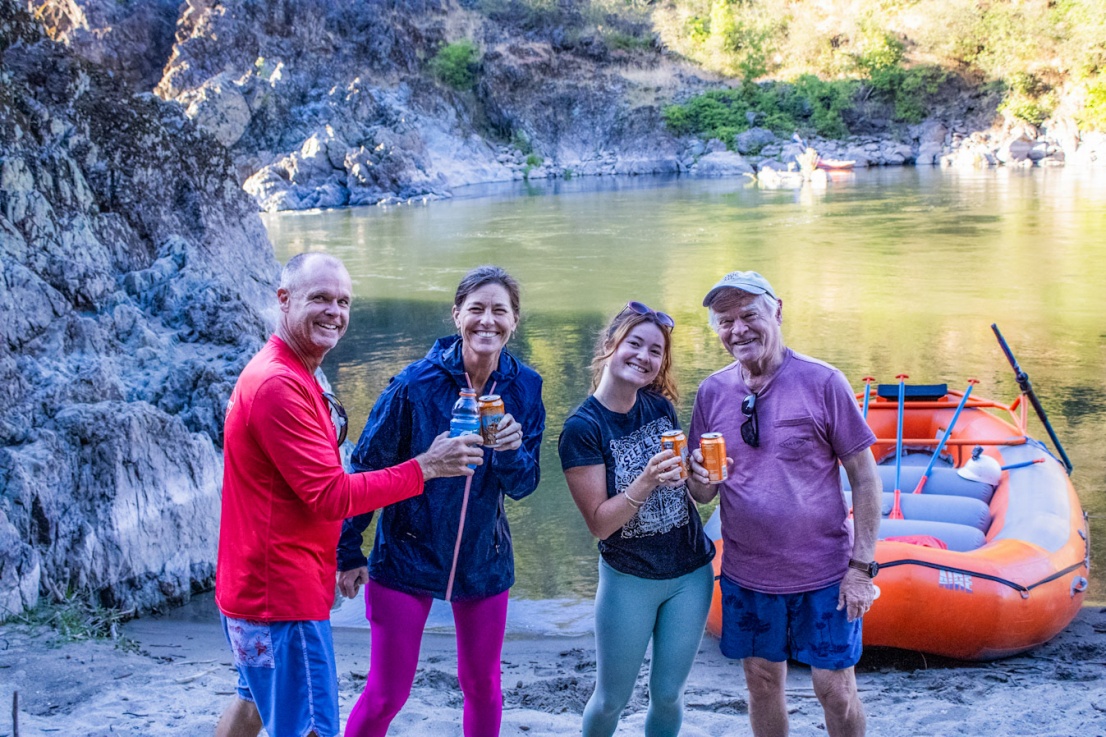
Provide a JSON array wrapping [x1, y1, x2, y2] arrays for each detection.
[[3, 599, 1104, 736]]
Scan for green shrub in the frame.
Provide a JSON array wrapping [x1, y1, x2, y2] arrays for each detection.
[[998, 72, 1054, 126], [854, 33, 947, 125], [662, 76, 859, 143], [1078, 76, 1106, 132], [685, 14, 710, 44], [791, 75, 858, 138], [510, 128, 533, 155], [430, 40, 480, 90], [852, 34, 906, 76], [868, 65, 948, 124], [522, 153, 543, 179]]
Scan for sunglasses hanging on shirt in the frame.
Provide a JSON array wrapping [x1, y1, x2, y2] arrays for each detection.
[[322, 391, 349, 446], [740, 393, 759, 448]]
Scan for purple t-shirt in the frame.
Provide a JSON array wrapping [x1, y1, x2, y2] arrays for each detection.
[[689, 349, 876, 594]]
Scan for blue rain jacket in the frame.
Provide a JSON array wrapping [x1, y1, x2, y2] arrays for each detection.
[[336, 336, 545, 600]]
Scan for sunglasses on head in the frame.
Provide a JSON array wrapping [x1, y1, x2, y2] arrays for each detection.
[[740, 393, 759, 448], [322, 391, 349, 446], [624, 300, 675, 329]]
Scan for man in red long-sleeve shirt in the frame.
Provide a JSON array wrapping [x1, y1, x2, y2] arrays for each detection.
[[215, 253, 483, 737]]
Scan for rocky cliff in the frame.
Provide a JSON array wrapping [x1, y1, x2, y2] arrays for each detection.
[[26, 0, 1106, 215], [32, 0, 720, 211], [0, 0, 278, 617]]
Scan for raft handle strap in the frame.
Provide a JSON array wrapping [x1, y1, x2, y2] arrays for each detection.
[[878, 558, 1089, 599]]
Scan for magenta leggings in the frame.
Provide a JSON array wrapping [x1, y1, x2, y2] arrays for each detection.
[[344, 580, 509, 737]]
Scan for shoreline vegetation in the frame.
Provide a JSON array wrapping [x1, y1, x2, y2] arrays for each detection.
[[651, 0, 1106, 134]]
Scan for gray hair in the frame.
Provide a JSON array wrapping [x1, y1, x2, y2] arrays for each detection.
[[279, 253, 344, 293], [707, 290, 779, 333]]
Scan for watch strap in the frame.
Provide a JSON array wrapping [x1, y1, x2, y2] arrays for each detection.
[[848, 558, 879, 577]]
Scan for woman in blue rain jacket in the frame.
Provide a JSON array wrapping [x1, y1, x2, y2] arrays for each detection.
[[337, 265, 545, 737]]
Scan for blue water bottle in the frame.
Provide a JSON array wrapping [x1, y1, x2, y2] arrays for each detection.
[[450, 388, 481, 468]]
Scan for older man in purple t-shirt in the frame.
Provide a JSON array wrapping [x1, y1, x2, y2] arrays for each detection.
[[687, 271, 882, 737]]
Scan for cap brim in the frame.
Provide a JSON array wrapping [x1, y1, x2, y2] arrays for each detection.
[[702, 283, 769, 307]]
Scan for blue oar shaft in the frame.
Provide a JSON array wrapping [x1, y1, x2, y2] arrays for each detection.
[[1001, 458, 1043, 471], [918, 383, 975, 484]]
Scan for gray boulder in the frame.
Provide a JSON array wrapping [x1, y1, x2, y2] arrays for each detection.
[[691, 151, 754, 177], [183, 73, 254, 148], [735, 127, 777, 155], [916, 142, 944, 166], [997, 135, 1035, 164]]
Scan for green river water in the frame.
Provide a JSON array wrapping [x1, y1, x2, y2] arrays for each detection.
[[264, 166, 1106, 613]]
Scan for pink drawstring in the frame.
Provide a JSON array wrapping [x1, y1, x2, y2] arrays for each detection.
[[445, 475, 472, 601], [446, 375, 498, 600]]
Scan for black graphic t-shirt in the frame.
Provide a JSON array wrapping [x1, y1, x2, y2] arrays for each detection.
[[558, 390, 715, 580]]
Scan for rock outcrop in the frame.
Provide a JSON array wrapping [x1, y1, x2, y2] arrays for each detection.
[[0, 0, 279, 617], [28, 0, 180, 92]]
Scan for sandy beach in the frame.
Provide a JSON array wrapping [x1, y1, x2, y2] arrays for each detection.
[[2, 595, 1104, 737]]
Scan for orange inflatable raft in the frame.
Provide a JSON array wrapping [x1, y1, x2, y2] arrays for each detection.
[[704, 383, 1090, 660]]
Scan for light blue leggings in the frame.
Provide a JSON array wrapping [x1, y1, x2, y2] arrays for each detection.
[[583, 558, 715, 737]]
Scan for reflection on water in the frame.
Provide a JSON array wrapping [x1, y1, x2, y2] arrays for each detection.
[[265, 167, 1106, 606]]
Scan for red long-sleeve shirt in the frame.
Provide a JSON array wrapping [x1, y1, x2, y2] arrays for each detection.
[[216, 336, 423, 621]]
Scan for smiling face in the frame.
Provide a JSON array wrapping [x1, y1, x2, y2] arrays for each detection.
[[605, 320, 668, 389], [276, 256, 352, 371], [452, 282, 519, 360], [710, 290, 785, 372]]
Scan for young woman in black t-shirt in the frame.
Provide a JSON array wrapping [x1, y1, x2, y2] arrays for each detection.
[[558, 302, 715, 737]]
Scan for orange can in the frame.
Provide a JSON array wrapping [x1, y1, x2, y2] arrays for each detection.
[[660, 429, 689, 480], [478, 394, 505, 446], [700, 433, 728, 483]]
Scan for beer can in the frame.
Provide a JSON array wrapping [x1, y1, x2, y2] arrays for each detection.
[[700, 433, 728, 483], [660, 429, 689, 480], [478, 394, 505, 447]]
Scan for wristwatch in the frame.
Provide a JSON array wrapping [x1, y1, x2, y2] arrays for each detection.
[[848, 559, 879, 578]]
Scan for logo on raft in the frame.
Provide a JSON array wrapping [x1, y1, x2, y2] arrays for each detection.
[[938, 569, 974, 593]]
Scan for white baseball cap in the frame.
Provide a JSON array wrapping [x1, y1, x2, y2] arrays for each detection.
[[702, 270, 777, 307]]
